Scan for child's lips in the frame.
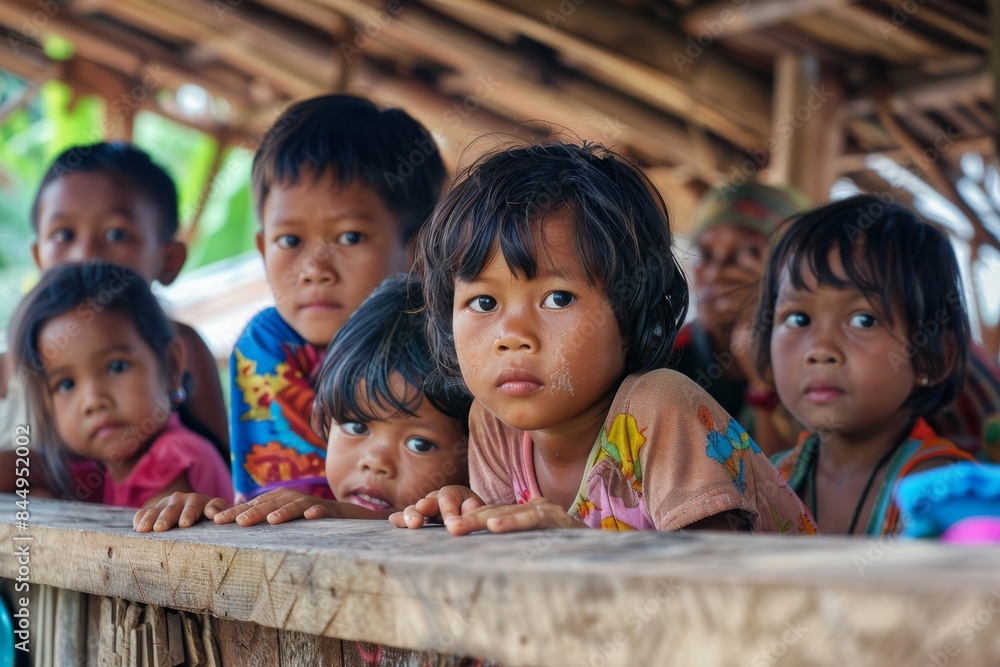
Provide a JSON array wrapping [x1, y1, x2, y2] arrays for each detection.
[[300, 301, 342, 312], [345, 488, 393, 511], [90, 421, 127, 440], [496, 368, 544, 396], [804, 386, 845, 404]]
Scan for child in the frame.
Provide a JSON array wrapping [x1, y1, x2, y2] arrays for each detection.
[[134, 277, 471, 531], [392, 142, 812, 535], [26, 141, 229, 455], [230, 94, 446, 503], [5, 262, 232, 507], [755, 195, 976, 536]]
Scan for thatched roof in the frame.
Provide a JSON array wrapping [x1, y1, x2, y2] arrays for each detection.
[[0, 0, 994, 234], [4, 0, 995, 353]]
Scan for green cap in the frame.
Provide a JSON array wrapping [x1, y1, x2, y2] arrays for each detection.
[[692, 180, 811, 240]]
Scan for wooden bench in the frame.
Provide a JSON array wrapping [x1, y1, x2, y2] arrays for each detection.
[[2, 495, 1000, 666]]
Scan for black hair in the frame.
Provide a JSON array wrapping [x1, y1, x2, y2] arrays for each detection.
[[9, 261, 222, 498], [251, 94, 446, 243], [754, 194, 970, 418], [31, 142, 179, 240], [312, 276, 472, 438], [416, 141, 689, 380]]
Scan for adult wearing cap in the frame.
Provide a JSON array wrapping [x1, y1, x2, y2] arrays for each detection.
[[671, 180, 809, 456]]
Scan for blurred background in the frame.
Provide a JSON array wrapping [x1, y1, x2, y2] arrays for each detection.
[[0, 0, 998, 365]]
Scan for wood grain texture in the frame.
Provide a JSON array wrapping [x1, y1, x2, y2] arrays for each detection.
[[3, 496, 1000, 666]]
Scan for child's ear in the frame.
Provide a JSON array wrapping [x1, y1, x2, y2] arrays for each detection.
[[166, 339, 186, 393], [918, 333, 959, 387], [255, 231, 265, 258], [157, 240, 188, 286], [31, 241, 41, 270]]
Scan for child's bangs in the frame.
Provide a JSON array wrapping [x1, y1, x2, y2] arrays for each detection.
[[451, 199, 609, 289], [312, 363, 425, 439], [781, 227, 898, 324]]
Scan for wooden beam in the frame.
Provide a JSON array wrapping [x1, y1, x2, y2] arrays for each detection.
[[422, 0, 772, 148], [887, 3, 990, 50], [789, 13, 910, 63], [0, 0, 256, 108], [252, 0, 350, 34], [345, 61, 536, 173], [726, 27, 853, 69], [873, 89, 995, 249], [768, 54, 843, 202], [937, 108, 986, 139], [315, 0, 740, 175], [842, 68, 990, 118], [835, 5, 951, 60], [682, 0, 858, 37], [89, 0, 332, 97], [835, 134, 995, 172]]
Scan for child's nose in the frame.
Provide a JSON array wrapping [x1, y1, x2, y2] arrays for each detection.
[[805, 338, 844, 366], [80, 379, 112, 414], [358, 441, 396, 477], [67, 235, 100, 263], [493, 308, 539, 354], [298, 249, 337, 285]]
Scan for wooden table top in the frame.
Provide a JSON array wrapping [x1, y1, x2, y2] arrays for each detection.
[[2, 494, 1000, 666]]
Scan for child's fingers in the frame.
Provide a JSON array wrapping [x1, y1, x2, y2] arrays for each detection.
[[303, 504, 334, 520], [133, 507, 157, 532], [484, 509, 545, 534], [389, 505, 429, 529], [265, 500, 311, 525], [435, 489, 469, 522], [176, 498, 208, 529], [203, 498, 229, 519], [234, 505, 272, 526], [483, 500, 584, 533], [213, 503, 253, 523], [413, 496, 442, 519], [443, 512, 487, 536], [151, 502, 184, 532], [461, 496, 486, 513]]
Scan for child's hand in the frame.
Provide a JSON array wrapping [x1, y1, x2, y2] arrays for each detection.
[[438, 497, 587, 536], [213, 489, 342, 526], [133, 493, 229, 532], [389, 485, 486, 530]]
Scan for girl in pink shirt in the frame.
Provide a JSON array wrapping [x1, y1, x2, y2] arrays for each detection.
[[7, 262, 232, 508]]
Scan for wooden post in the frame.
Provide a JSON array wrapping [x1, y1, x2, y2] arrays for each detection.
[[768, 52, 842, 201]]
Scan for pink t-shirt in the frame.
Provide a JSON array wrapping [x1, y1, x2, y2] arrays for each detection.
[[470, 369, 815, 533], [72, 413, 233, 508]]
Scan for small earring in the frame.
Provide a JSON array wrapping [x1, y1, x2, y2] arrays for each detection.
[[919, 376, 930, 387], [169, 387, 187, 405]]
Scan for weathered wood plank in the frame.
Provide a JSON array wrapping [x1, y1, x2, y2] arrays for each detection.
[[54, 588, 87, 667], [276, 628, 343, 666], [213, 618, 279, 667], [342, 639, 499, 667], [4, 496, 1000, 666]]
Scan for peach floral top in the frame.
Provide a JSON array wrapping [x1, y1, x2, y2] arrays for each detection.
[[470, 370, 815, 533]]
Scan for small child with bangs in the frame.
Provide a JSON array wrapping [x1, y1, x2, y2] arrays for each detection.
[[756, 196, 977, 536], [135, 277, 471, 531], [391, 142, 812, 535]]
